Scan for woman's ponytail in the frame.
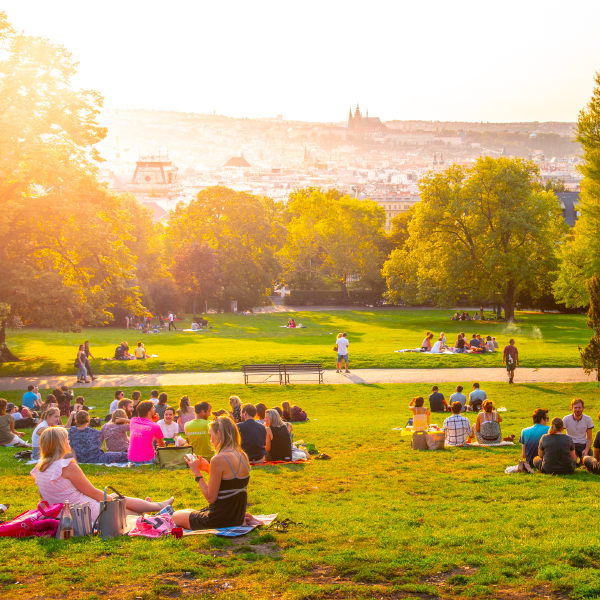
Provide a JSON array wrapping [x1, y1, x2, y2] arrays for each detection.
[[549, 417, 563, 435]]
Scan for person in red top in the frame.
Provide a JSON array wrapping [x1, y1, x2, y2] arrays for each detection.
[[503, 338, 519, 384]]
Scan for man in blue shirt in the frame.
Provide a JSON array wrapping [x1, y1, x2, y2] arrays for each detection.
[[519, 408, 549, 466], [22, 385, 40, 410]]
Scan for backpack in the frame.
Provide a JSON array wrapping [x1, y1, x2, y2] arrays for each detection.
[[115, 345, 124, 360], [470, 398, 483, 413], [479, 419, 502, 443]]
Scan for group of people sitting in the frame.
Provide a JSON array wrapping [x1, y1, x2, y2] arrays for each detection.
[[14, 390, 310, 533], [451, 311, 476, 321], [409, 383, 504, 445], [114, 341, 147, 361], [421, 332, 499, 354], [286, 318, 297, 328]]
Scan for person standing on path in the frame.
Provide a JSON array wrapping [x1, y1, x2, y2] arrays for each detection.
[[503, 338, 519, 384], [168, 311, 177, 331], [83, 341, 97, 381], [336, 332, 350, 374]]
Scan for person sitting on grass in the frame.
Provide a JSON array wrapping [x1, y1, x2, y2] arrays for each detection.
[[159, 407, 187, 447], [117, 397, 133, 418], [469, 334, 480, 349], [32, 407, 64, 460], [38, 394, 58, 415], [449, 385, 467, 412], [109, 390, 125, 415], [255, 403, 267, 426], [563, 398, 594, 467], [71, 396, 91, 412], [485, 336, 495, 353], [0, 399, 30, 448], [290, 404, 308, 422], [148, 389, 160, 405], [53, 388, 71, 418], [409, 396, 430, 431], [128, 401, 165, 465], [236, 404, 267, 464], [185, 402, 214, 458], [229, 395, 242, 423], [264, 409, 292, 461], [290, 319, 296, 328], [428, 386, 448, 413], [6, 403, 36, 428], [583, 410, 600, 475], [23, 385, 41, 411], [430, 337, 443, 354], [281, 401, 292, 423], [68, 410, 128, 464], [135, 341, 146, 360], [534, 417, 576, 474], [519, 408, 549, 468], [100, 409, 130, 453], [177, 395, 196, 433], [271, 407, 294, 435], [442, 402, 472, 446], [468, 382, 487, 412], [130, 391, 142, 417], [172, 416, 261, 531], [492, 337, 499, 349], [32, 427, 174, 523], [454, 335, 466, 354], [155, 392, 170, 420], [421, 332, 433, 352], [472, 400, 503, 444]]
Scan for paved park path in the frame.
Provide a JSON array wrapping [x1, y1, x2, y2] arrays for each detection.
[[0, 367, 596, 391]]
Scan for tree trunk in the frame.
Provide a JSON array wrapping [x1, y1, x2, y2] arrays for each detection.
[[503, 280, 516, 323], [340, 278, 349, 303], [0, 320, 20, 363]]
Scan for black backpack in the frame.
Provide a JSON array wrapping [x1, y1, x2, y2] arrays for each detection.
[[471, 399, 483, 413], [115, 345, 124, 360]]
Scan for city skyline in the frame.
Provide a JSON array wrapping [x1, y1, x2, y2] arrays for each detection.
[[3, 0, 600, 123]]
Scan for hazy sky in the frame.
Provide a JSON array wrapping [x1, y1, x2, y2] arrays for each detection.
[[3, 0, 599, 123]]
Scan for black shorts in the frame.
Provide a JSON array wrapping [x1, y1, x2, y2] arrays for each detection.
[[506, 364, 516, 371]]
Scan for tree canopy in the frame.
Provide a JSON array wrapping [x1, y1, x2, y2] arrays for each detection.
[[0, 12, 142, 360], [279, 188, 387, 298], [166, 186, 285, 311], [382, 157, 567, 321], [553, 71, 600, 307]]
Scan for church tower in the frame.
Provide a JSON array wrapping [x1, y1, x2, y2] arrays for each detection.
[[348, 107, 354, 129]]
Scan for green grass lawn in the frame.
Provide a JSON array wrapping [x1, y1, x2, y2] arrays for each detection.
[[2, 381, 600, 599], [0, 310, 591, 377]]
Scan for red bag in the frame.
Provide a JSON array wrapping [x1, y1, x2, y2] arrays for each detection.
[[0, 501, 64, 538]]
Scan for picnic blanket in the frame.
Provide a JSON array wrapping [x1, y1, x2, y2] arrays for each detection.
[[252, 459, 310, 467], [182, 513, 278, 537], [456, 441, 515, 448], [279, 325, 307, 328], [25, 460, 153, 467], [394, 349, 458, 355]]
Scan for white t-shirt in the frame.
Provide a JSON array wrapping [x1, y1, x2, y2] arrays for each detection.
[[430, 341, 442, 353], [563, 414, 594, 445], [150, 397, 159, 405], [158, 420, 179, 439], [337, 337, 349, 355], [168, 313, 174, 322], [12, 412, 23, 420], [109, 399, 119, 414]]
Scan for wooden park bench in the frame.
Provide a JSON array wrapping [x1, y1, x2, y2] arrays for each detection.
[[282, 363, 324, 384], [242, 364, 284, 385]]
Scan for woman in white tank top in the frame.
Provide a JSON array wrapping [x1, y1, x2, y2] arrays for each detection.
[[31, 408, 63, 460]]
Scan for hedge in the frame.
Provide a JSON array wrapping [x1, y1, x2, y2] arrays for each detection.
[[283, 290, 385, 306]]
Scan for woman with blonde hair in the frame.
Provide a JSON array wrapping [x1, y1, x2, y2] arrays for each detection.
[[173, 416, 261, 530], [32, 407, 64, 460], [177, 395, 195, 433], [408, 396, 430, 432], [229, 395, 242, 423], [100, 409, 130, 453], [534, 417, 576, 474], [281, 401, 292, 422], [264, 409, 292, 461], [31, 427, 174, 521], [472, 400, 502, 444]]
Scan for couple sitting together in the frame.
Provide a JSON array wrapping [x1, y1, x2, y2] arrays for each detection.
[[31, 414, 261, 532], [410, 395, 503, 445]]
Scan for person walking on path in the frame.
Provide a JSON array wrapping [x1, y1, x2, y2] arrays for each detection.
[[168, 312, 177, 331], [336, 333, 350, 374], [83, 341, 97, 381], [503, 338, 519, 384]]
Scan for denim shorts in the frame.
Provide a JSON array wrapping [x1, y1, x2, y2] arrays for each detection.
[[338, 353, 348, 362], [130, 457, 157, 466]]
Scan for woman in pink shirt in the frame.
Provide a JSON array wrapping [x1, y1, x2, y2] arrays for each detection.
[[31, 427, 174, 520], [128, 401, 166, 464]]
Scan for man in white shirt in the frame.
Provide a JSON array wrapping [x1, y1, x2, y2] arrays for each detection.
[[563, 398, 594, 466], [109, 390, 125, 415], [336, 333, 350, 374], [442, 402, 473, 446], [168, 312, 177, 331]]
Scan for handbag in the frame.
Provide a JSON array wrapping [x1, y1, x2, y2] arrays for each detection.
[[156, 446, 193, 469], [0, 501, 63, 538], [95, 486, 127, 540]]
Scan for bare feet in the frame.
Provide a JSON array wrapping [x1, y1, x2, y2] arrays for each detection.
[[145, 497, 153, 502], [243, 513, 263, 527], [157, 497, 175, 510]]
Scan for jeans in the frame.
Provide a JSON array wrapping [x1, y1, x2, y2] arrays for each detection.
[[169, 322, 177, 330], [77, 364, 88, 380], [85, 360, 94, 378], [583, 456, 600, 475]]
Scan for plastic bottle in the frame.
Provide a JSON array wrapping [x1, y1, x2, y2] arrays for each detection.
[[59, 500, 74, 540]]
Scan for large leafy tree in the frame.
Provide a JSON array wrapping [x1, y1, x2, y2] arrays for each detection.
[[382, 157, 567, 321], [0, 13, 142, 360], [166, 186, 285, 311], [553, 71, 600, 307], [279, 188, 386, 299], [580, 274, 600, 381]]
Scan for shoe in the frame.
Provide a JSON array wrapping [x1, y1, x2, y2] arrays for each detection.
[[523, 462, 534, 474], [92, 377, 98, 380]]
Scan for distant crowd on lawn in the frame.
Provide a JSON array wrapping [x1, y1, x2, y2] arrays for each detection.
[[421, 331, 499, 354], [409, 385, 600, 475], [0, 389, 309, 532]]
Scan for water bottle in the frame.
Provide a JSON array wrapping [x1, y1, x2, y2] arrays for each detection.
[[59, 500, 74, 540]]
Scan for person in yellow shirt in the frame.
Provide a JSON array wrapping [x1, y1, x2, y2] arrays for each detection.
[[134, 342, 146, 360], [184, 402, 214, 460]]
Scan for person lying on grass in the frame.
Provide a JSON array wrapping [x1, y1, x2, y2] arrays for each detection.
[[264, 409, 292, 461], [31, 427, 174, 523], [68, 410, 129, 464], [409, 396, 430, 431], [0, 398, 30, 449], [534, 417, 576, 475], [172, 416, 261, 531]]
